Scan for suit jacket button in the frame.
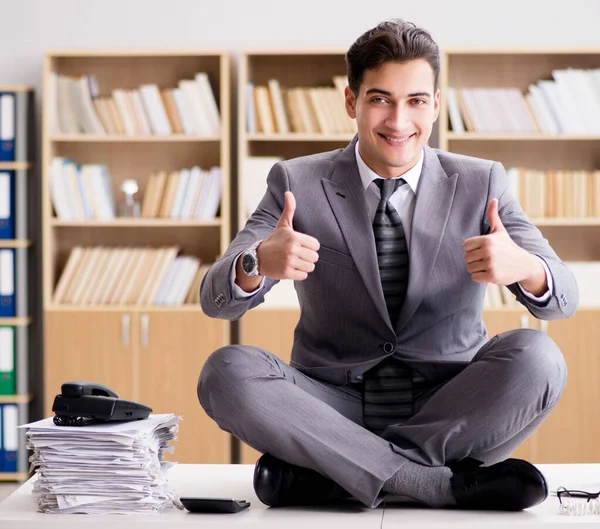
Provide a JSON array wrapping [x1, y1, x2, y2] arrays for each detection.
[[383, 342, 395, 354]]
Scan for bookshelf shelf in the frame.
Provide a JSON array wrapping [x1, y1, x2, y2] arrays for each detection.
[[0, 240, 31, 248], [50, 219, 222, 228], [533, 218, 600, 226], [447, 133, 600, 141], [0, 472, 29, 482], [51, 134, 221, 142], [46, 304, 206, 312], [0, 162, 32, 170], [0, 318, 31, 326], [0, 394, 33, 404], [248, 133, 356, 142], [43, 50, 232, 465]]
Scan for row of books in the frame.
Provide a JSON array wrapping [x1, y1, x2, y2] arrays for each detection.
[[53, 246, 210, 306], [507, 168, 600, 219], [50, 72, 220, 136], [49, 157, 222, 221], [247, 76, 357, 134], [448, 69, 600, 134], [140, 167, 221, 219]]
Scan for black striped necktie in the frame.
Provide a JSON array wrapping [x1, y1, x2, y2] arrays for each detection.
[[363, 177, 413, 433]]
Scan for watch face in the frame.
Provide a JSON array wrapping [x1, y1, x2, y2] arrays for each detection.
[[242, 253, 256, 274]]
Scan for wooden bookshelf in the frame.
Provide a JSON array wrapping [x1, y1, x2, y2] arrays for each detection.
[[441, 48, 600, 463], [42, 50, 232, 465]]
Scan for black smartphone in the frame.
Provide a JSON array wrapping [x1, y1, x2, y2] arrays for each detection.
[[180, 497, 251, 514]]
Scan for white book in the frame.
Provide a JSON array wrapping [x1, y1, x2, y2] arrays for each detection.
[[153, 260, 177, 305], [175, 257, 200, 304], [197, 168, 222, 220], [0, 249, 14, 296], [0, 94, 15, 141], [111, 90, 136, 135], [0, 327, 14, 373], [528, 84, 559, 135], [246, 82, 257, 133], [63, 161, 86, 220], [192, 169, 211, 219], [525, 92, 548, 134], [552, 69, 589, 134], [179, 166, 201, 219], [446, 87, 465, 133], [171, 88, 194, 135], [0, 173, 10, 222], [170, 169, 191, 218], [194, 73, 221, 135], [49, 158, 72, 219], [267, 79, 289, 134], [76, 165, 94, 219], [130, 90, 152, 135], [48, 72, 61, 134], [178, 80, 212, 135], [160, 259, 185, 305], [56, 76, 81, 134], [77, 76, 105, 134], [139, 84, 172, 135]]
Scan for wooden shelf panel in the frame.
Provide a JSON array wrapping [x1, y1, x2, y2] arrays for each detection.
[[246, 53, 346, 87], [0, 318, 31, 326], [448, 133, 600, 141], [447, 138, 600, 171], [0, 472, 29, 482], [51, 134, 221, 142], [0, 240, 31, 248], [0, 394, 33, 404], [0, 162, 32, 170], [533, 218, 600, 226], [248, 133, 355, 142], [46, 305, 204, 312], [446, 52, 600, 91], [51, 219, 221, 228], [49, 54, 224, 98]]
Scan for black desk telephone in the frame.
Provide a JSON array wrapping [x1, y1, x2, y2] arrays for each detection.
[[52, 381, 152, 426]]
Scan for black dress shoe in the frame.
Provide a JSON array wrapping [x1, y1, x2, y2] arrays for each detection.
[[450, 458, 548, 511], [253, 453, 351, 507]]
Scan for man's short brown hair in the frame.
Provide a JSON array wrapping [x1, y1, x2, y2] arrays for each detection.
[[345, 19, 440, 94]]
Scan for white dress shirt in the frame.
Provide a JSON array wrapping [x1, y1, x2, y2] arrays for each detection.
[[231, 142, 552, 302]]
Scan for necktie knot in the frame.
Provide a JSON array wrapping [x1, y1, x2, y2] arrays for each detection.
[[375, 178, 405, 202]]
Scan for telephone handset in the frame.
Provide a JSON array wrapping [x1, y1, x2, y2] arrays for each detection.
[[52, 381, 152, 426]]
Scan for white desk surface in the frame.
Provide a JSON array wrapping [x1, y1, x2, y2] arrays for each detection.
[[0, 463, 599, 528]]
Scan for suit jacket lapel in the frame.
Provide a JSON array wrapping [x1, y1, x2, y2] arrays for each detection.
[[395, 146, 458, 334], [322, 137, 393, 332]]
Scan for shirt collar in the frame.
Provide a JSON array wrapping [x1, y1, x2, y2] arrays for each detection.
[[355, 140, 423, 194]]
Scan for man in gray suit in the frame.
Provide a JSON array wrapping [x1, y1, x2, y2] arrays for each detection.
[[198, 19, 577, 511]]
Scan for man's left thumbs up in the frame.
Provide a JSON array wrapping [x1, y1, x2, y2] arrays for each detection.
[[486, 198, 506, 234]]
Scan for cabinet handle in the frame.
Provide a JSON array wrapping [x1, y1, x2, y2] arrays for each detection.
[[141, 314, 149, 349], [540, 320, 548, 334], [520, 314, 529, 329], [122, 314, 130, 347]]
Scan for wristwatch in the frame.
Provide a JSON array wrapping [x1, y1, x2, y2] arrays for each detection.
[[241, 240, 263, 277]]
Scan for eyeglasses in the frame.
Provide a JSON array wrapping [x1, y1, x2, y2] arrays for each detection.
[[557, 486, 600, 515]]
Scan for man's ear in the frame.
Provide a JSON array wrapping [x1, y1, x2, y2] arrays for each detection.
[[433, 88, 441, 122], [345, 85, 357, 119]]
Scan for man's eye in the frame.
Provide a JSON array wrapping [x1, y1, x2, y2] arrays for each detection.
[[411, 99, 426, 105], [371, 97, 388, 104]]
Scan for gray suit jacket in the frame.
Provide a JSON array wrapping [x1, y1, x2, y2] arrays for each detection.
[[201, 137, 578, 385]]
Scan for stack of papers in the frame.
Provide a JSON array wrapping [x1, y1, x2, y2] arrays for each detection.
[[20, 414, 182, 514]]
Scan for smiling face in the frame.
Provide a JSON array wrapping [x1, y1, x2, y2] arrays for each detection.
[[345, 59, 440, 178]]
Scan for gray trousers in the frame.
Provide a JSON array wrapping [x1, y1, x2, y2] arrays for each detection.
[[198, 328, 566, 507]]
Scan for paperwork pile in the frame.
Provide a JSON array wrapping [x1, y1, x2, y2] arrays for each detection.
[[21, 414, 182, 514]]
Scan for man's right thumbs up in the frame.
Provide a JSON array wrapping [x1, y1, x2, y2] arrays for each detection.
[[277, 191, 296, 230]]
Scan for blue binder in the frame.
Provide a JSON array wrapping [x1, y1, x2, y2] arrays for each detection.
[[0, 171, 14, 239], [0, 250, 15, 317], [0, 404, 18, 472], [0, 94, 15, 162]]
